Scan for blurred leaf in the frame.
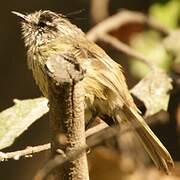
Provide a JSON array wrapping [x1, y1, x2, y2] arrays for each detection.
[[163, 30, 180, 73], [149, 0, 180, 29], [131, 68, 172, 117], [129, 31, 172, 78], [164, 30, 180, 55], [0, 98, 48, 150]]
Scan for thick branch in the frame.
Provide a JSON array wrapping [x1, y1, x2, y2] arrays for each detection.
[[44, 55, 89, 180]]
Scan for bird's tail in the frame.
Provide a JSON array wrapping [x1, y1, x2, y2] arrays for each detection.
[[119, 105, 174, 174]]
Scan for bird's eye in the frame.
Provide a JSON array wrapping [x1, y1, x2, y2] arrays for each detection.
[[39, 13, 53, 25], [38, 12, 57, 29], [38, 21, 47, 27]]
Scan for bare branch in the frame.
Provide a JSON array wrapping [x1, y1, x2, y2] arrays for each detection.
[[86, 121, 108, 137], [0, 144, 50, 161], [0, 109, 167, 162], [34, 123, 133, 180], [34, 110, 172, 180], [87, 10, 170, 42], [86, 10, 170, 69], [0, 122, 107, 162], [44, 54, 89, 180], [98, 33, 155, 69]]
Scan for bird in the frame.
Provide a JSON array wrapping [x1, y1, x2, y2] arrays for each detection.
[[12, 10, 174, 173]]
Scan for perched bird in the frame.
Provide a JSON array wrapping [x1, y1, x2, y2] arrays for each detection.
[[13, 10, 174, 173]]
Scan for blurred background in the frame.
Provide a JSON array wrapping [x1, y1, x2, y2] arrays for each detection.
[[1, 0, 180, 179]]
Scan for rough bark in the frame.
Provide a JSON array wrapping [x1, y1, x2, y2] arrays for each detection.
[[46, 55, 89, 180]]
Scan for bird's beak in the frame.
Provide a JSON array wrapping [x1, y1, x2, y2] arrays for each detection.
[[12, 11, 31, 23]]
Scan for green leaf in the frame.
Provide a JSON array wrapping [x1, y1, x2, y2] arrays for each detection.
[[149, 0, 180, 29], [163, 30, 180, 73], [129, 31, 172, 78], [0, 98, 49, 150]]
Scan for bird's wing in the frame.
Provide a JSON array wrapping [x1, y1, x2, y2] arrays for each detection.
[[72, 38, 138, 111]]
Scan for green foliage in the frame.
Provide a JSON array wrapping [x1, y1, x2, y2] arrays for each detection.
[[129, 31, 172, 78], [129, 0, 180, 78], [150, 0, 180, 29]]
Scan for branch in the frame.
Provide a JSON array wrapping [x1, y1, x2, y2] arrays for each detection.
[[0, 144, 50, 161], [44, 54, 89, 180], [86, 10, 170, 69], [98, 33, 155, 69], [34, 111, 168, 180], [87, 10, 170, 41], [0, 110, 167, 162], [34, 123, 132, 180], [0, 122, 107, 162]]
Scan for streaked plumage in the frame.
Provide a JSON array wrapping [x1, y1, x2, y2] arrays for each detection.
[[13, 10, 174, 173]]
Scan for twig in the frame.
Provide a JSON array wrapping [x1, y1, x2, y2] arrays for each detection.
[[0, 144, 50, 161], [86, 10, 170, 69], [34, 107, 173, 180], [1, 112, 165, 162], [0, 114, 163, 162], [87, 10, 170, 41], [0, 109, 167, 162], [86, 121, 108, 137], [0, 122, 107, 162], [98, 33, 155, 69], [34, 123, 134, 180], [33, 110, 169, 180]]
